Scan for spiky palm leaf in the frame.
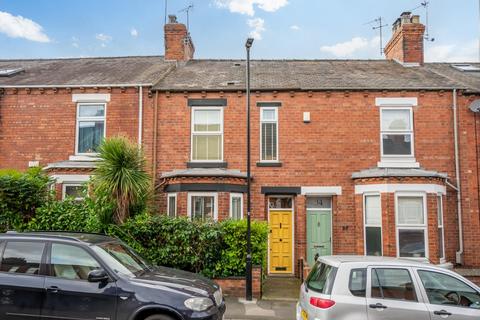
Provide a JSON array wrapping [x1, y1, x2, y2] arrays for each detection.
[[93, 137, 151, 224]]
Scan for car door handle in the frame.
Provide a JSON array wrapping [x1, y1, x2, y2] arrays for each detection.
[[433, 310, 452, 316], [369, 303, 387, 310], [46, 286, 60, 293]]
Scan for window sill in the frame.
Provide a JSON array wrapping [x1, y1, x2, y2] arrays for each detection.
[[187, 162, 228, 168], [69, 155, 100, 161], [378, 158, 419, 168], [256, 162, 282, 167]]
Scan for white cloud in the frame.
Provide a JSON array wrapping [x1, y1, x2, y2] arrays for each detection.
[[95, 33, 112, 42], [130, 28, 138, 37], [248, 18, 265, 40], [214, 0, 288, 16], [95, 33, 112, 47], [425, 40, 478, 62], [290, 25, 300, 31], [320, 36, 380, 58], [71, 36, 79, 48], [0, 11, 50, 42]]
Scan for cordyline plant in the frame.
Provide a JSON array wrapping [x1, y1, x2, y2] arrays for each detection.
[[93, 137, 151, 224]]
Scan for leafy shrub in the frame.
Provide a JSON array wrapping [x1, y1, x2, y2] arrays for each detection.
[[0, 168, 50, 231], [214, 219, 268, 278], [26, 197, 101, 233]]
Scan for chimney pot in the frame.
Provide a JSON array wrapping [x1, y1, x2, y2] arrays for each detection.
[[168, 15, 178, 24]]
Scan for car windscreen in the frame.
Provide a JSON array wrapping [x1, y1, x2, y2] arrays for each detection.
[[306, 261, 337, 294], [92, 242, 151, 277]]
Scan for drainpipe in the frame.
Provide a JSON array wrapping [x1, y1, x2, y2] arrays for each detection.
[[152, 91, 159, 185], [138, 86, 143, 146], [453, 88, 464, 264]]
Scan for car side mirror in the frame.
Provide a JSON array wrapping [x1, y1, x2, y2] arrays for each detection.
[[88, 269, 109, 283]]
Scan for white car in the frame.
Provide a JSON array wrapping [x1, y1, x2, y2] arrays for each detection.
[[297, 256, 480, 320]]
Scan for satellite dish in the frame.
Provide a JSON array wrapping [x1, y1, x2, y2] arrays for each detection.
[[469, 100, 480, 113]]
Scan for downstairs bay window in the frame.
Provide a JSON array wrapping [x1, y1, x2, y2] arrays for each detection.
[[396, 194, 427, 259]]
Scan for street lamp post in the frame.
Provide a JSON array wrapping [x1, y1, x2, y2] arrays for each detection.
[[245, 37, 254, 301]]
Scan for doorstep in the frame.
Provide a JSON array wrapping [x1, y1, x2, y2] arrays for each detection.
[[262, 276, 301, 301]]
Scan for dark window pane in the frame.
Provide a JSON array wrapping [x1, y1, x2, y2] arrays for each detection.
[[262, 122, 277, 161], [372, 268, 417, 301], [382, 134, 412, 155], [349, 268, 366, 297], [306, 262, 337, 294], [399, 229, 425, 258], [64, 185, 84, 200], [366, 227, 382, 256], [191, 196, 215, 221], [78, 121, 104, 153], [1, 242, 45, 275], [168, 196, 176, 217], [269, 197, 292, 209], [51, 244, 100, 280], [79, 104, 105, 117], [418, 270, 480, 308], [231, 196, 242, 220]]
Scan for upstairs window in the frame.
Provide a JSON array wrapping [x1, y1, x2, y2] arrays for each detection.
[[380, 108, 413, 157], [260, 107, 278, 162], [191, 108, 223, 161], [76, 103, 106, 155]]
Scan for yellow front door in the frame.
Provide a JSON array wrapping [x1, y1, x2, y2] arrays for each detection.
[[269, 210, 293, 274]]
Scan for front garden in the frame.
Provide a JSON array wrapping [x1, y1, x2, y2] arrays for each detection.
[[0, 137, 268, 278]]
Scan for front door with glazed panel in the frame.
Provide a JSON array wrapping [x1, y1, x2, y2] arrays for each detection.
[[269, 210, 293, 274]]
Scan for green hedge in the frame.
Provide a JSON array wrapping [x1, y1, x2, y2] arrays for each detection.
[[0, 168, 50, 231], [25, 206, 268, 278]]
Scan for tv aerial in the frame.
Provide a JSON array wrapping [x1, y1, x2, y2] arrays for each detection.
[[411, 1, 435, 41], [179, 3, 194, 31], [364, 17, 388, 56]]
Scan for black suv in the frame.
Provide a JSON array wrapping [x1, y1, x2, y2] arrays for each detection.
[[0, 232, 225, 320]]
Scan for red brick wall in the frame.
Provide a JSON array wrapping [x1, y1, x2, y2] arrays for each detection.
[[214, 266, 262, 298], [154, 90, 471, 272], [0, 87, 152, 170]]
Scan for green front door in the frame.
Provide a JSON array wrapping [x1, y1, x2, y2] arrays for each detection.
[[307, 210, 332, 267]]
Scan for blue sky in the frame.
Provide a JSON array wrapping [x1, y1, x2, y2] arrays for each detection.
[[0, 0, 478, 61]]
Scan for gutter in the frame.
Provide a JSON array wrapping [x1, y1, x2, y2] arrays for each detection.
[[0, 83, 153, 89], [453, 88, 464, 264]]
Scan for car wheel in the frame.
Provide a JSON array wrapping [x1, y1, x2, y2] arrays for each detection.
[[144, 314, 177, 320]]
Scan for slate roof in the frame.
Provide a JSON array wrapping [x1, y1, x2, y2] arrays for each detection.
[[44, 160, 97, 171], [0, 56, 174, 87], [351, 167, 448, 179], [0, 56, 475, 92], [425, 63, 480, 93], [152, 59, 460, 91]]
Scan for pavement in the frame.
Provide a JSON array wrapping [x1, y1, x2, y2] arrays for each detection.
[[224, 297, 297, 320], [223, 277, 300, 319]]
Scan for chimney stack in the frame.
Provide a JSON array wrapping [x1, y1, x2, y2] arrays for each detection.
[[164, 15, 195, 62], [384, 12, 425, 65]]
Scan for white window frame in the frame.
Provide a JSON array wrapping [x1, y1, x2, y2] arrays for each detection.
[[395, 192, 429, 260], [229, 193, 244, 219], [363, 193, 383, 256], [260, 107, 279, 162], [437, 194, 446, 263], [187, 192, 219, 221], [75, 102, 107, 156], [167, 193, 177, 218], [62, 183, 85, 201], [380, 106, 415, 158], [190, 107, 224, 162]]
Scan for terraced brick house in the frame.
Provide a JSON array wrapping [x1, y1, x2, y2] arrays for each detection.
[[0, 12, 479, 279]]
